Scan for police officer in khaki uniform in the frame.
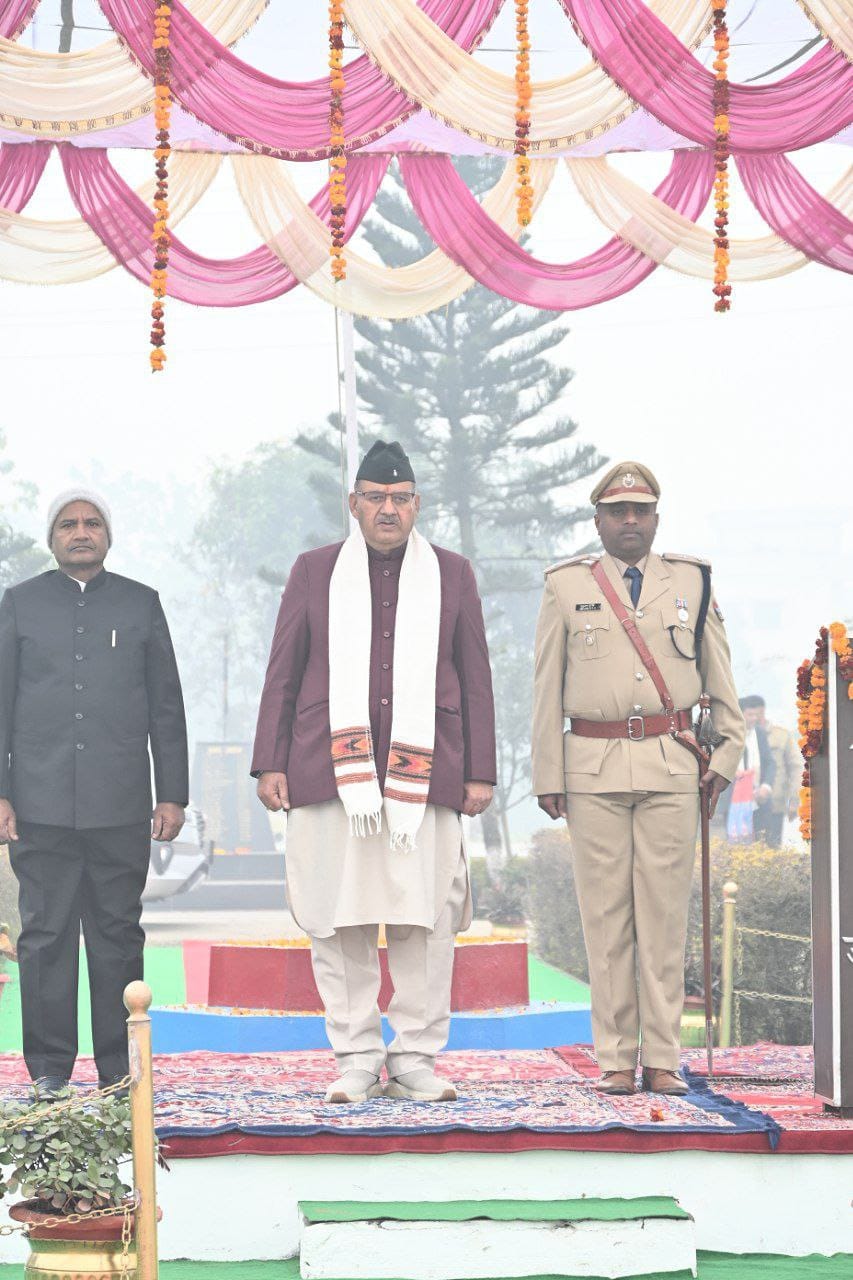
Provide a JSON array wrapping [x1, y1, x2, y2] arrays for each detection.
[[532, 462, 744, 1096]]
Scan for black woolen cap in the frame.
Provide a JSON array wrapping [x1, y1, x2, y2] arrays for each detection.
[[355, 440, 415, 486]]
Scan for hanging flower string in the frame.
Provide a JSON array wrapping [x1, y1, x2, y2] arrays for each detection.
[[515, 0, 532, 227], [796, 623, 853, 839], [329, 0, 346, 281], [711, 0, 731, 312], [150, 0, 172, 371]]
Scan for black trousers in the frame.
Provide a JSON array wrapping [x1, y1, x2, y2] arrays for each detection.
[[10, 821, 150, 1081], [754, 805, 785, 848]]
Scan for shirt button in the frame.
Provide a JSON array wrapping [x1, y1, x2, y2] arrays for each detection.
[[76, 626, 85, 634], [383, 631, 390, 639], [382, 663, 389, 670], [381, 697, 389, 706], [75, 683, 83, 691], [75, 654, 83, 661], [76, 742, 85, 750], [586, 636, 595, 646], [636, 609, 644, 619], [636, 673, 645, 681], [75, 712, 83, 720]]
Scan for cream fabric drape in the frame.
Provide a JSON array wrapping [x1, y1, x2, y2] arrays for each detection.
[[568, 155, 853, 280], [0, 0, 268, 135], [344, 0, 712, 149], [232, 155, 556, 317], [0, 153, 220, 283], [793, 0, 853, 60]]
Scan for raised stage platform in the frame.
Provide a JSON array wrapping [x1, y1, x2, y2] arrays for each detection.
[[1, 1044, 851, 1265]]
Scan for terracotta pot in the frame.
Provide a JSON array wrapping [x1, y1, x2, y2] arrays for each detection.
[[8, 1200, 160, 1278]]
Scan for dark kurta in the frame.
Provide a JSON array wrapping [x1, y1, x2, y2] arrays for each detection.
[[0, 568, 188, 828], [251, 539, 497, 812]]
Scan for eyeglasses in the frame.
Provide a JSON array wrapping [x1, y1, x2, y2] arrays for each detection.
[[354, 490, 417, 508]]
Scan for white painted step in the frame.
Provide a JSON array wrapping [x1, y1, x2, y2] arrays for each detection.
[[298, 1198, 697, 1279]]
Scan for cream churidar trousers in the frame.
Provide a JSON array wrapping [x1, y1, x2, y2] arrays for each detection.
[[310, 852, 469, 1077], [568, 790, 700, 1072]]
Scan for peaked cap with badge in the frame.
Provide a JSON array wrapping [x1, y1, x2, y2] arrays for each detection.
[[531, 458, 744, 1082], [355, 440, 416, 486]]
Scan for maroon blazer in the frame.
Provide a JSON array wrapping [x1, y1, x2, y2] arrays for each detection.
[[251, 540, 497, 812]]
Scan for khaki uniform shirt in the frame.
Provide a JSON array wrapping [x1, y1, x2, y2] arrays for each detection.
[[531, 551, 745, 796], [766, 721, 800, 814]]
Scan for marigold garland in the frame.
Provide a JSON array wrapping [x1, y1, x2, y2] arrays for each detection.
[[150, 0, 172, 372], [796, 623, 853, 839], [711, 0, 731, 313], [514, 0, 532, 227], [329, 0, 346, 281]]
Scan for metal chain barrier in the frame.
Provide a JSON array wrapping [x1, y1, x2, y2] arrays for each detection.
[[733, 926, 811, 1045], [2, 1074, 132, 1133]]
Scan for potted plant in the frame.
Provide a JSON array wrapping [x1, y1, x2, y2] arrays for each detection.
[[0, 1087, 141, 1279]]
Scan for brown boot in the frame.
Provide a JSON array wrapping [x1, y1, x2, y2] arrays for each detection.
[[642, 1067, 689, 1096], [594, 1069, 636, 1096]]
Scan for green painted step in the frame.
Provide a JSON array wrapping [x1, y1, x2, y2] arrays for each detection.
[[300, 1198, 690, 1224], [0, 1256, 851, 1279]]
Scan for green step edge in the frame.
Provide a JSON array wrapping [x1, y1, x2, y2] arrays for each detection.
[[299, 1197, 690, 1224]]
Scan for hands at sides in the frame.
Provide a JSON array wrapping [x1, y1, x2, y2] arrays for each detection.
[[257, 771, 291, 813], [537, 793, 567, 822], [462, 780, 494, 818], [0, 798, 17, 843], [699, 768, 729, 818], [151, 802, 186, 843]]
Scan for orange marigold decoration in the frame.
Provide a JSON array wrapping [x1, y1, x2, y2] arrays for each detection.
[[150, 0, 172, 372], [514, 0, 533, 227], [329, 0, 346, 281], [796, 623, 853, 838], [711, 0, 731, 312]]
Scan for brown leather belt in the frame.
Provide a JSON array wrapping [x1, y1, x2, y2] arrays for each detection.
[[569, 709, 693, 741]]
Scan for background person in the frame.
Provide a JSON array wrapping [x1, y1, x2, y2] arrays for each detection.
[[253, 441, 496, 1104], [742, 694, 798, 846], [0, 490, 188, 1096]]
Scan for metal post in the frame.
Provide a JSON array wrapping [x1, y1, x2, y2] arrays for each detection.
[[124, 980, 159, 1280], [719, 881, 738, 1049]]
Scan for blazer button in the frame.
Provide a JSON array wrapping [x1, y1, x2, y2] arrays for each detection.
[[383, 601, 391, 607], [382, 663, 389, 670], [76, 626, 85, 634], [75, 654, 83, 661], [383, 631, 390, 639], [383, 570, 390, 577], [381, 697, 389, 706], [75, 683, 83, 691], [76, 742, 85, 750], [636, 672, 645, 681], [75, 713, 83, 720], [77, 600, 85, 607], [635, 609, 644, 619]]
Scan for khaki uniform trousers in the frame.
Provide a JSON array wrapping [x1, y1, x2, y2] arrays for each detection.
[[310, 853, 468, 1078], [568, 790, 700, 1072]]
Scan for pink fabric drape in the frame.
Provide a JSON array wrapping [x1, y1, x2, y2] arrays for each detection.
[[0, 141, 51, 210], [399, 151, 715, 309], [737, 153, 853, 274], [97, 0, 501, 159], [0, 0, 38, 38], [59, 147, 389, 305], [562, 0, 853, 152]]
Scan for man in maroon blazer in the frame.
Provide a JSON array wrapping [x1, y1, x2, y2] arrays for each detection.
[[253, 441, 496, 1104]]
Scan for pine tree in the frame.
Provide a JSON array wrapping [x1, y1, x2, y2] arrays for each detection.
[[299, 159, 605, 855]]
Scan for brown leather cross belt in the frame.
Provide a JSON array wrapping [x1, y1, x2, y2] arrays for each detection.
[[570, 709, 693, 741]]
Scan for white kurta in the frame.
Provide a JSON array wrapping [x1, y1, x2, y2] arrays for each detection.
[[284, 799, 471, 939]]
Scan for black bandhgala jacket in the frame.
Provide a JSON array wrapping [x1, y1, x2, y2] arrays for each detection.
[[0, 568, 188, 829]]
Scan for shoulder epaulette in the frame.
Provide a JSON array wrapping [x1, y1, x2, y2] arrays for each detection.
[[544, 554, 599, 577], [662, 552, 712, 570]]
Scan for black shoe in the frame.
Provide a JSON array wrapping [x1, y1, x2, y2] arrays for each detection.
[[97, 1074, 130, 1100], [30, 1075, 70, 1100]]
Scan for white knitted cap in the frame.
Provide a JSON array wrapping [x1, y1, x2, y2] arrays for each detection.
[[47, 489, 113, 548]]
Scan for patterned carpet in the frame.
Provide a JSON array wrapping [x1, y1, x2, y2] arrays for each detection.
[[2, 1044, 847, 1152]]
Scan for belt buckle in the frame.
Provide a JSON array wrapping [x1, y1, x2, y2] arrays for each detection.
[[627, 715, 645, 741]]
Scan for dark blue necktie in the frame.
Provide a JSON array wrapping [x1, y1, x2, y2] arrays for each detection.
[[624, 566, 642, 607]]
